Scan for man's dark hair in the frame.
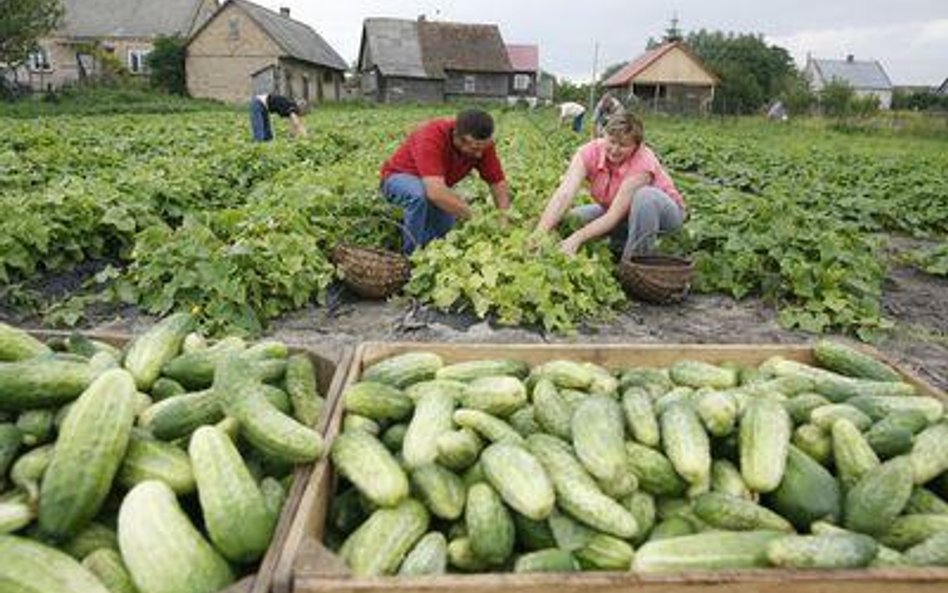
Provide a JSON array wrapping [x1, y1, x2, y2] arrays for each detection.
[[455, 109, 494, 140]]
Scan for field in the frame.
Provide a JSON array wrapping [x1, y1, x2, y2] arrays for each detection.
[[0, 103, 946, 387]]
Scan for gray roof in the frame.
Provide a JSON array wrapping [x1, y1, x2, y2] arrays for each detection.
[[229, 0, 347, 71], [359, 17, 511, 80], [59, 0, 206, 37], [938, 78, 948, 96], [811, 58, 892, 90], [361, 18, 429, 79]]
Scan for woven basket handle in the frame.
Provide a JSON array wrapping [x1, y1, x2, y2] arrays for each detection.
[[620, 230, 661, 264], [341, 214, 420, 252]]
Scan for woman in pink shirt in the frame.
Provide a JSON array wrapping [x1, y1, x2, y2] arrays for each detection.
[[535, 112, 685, 259]]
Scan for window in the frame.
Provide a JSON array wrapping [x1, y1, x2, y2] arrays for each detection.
[[513, 73, 531, 91], [228, 18, 240, 40], [302, 75, 310, 101], [463, 75, 476, 93], [28, 48, 52, 71], [128, 49, 150, 74]]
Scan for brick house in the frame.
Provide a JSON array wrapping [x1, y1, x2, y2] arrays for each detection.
[[10, 0, 218, 92], [357, 17, 512, 103], [185, 0, 347, 104]]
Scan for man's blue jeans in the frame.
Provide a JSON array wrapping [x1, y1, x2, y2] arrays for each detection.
[[250, 98, 272, 142], [381, 174, 456, 254]]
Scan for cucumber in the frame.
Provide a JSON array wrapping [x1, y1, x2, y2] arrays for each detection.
[[813, 340, 902, 382], [39, 369, 137, 540], [284, 353, 325, 427], [189, 425, 276, 562], [0, 534, 109, 593], [739, 398, 792, 493], [465, 482, 515, 565], [436, 359, 529, 382], [341, 499, 429, 576], [0, 322, 51, 361], [410, 464, 466, 520], [123, 313, 193, 391], [343, 381, 414, 422], [766, 533, 878, 568], [118, 480, 234, 593], [398, 532, 448, 575], [331, 430, 408, 508], [0, 359, 100, 411], [766, 446, 841, 531], [216, 355, 323, 464], [480, 442, 555, 521], [633, 530, 786, 572], [514, 548, 579, 572]]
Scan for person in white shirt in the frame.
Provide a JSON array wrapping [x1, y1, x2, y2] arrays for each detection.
[[558, 101, 586, 132]]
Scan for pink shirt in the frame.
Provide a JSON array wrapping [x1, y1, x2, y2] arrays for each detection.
[[579, 139, 684, 209]]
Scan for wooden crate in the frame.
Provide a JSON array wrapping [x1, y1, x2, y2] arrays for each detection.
[[279, 341, 948, 593], [27, 330, 353, 593]]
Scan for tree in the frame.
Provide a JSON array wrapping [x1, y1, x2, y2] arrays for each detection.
[[0, 0, 63, 67], [598, 62, 626, 85], [146, 35, 187, 95], [553, 78, 592, 103], [820, 80, 855, 117], [685, 30, 798, 115]]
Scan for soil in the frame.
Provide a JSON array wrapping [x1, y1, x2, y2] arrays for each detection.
[[2, 239, 945, 393]]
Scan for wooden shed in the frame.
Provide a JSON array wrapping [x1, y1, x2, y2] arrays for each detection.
[[603, 41, 718, 114], [357, 17, 512, 103]]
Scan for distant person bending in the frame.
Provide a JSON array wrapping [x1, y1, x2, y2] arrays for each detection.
[[380, 109, 511, 254], [558, 101, 586, 132], [249, 93, 307, 142], [535, 111, 686, 259], [593, 91, 623, 136]]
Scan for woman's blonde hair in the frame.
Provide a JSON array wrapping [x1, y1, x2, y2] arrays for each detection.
[[604, 111, 644, 145]]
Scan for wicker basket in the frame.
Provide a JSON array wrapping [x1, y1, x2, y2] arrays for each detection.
[[331, 244, 411, 300], [617, 254, 694, 304]]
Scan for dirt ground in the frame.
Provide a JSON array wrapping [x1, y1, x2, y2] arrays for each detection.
[[4, 245, 946, 393]]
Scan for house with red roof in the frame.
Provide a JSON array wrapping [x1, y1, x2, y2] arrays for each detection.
[[507, 44, 538, 98], [603, 40, 718, 113]]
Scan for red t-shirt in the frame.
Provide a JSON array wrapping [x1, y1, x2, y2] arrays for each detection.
[[380, 118, 505, 187]]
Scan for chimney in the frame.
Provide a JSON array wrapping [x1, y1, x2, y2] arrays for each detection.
[[279, 7, 290, 17], [417, 14, 426, 22], [846, 54, 854, 63]]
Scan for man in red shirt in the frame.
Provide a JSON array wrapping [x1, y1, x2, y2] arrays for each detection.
[[380, 109, 511, 254]]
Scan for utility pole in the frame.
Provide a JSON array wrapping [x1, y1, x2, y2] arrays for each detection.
[[588, 42, 599, 137]]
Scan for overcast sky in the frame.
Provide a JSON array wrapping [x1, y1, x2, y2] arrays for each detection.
[[263, 1, 946, 86]]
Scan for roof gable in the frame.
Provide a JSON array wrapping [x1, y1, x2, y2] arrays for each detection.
[[59, 0, 212, 38], [418, 21, 512, 76], [360, 18, 512, 79], [810, 57, 892, 90], [360, 18, 429, 78], [189, 0, 347, 70], [507, 44, 539, 73], [603, 41, 718, 87]]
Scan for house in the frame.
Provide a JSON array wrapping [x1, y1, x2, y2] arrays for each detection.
[[12, 0, 218, 91], [805, 55, 893, 109], [506, 44, 539, 103], [357, 17, 512, 103], [602, 40, 718, 114], [185, 1, 347, 103], [937, 78, 948, 96]]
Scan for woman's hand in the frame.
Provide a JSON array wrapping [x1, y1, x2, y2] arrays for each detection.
[[559, 235, 582, 257]]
